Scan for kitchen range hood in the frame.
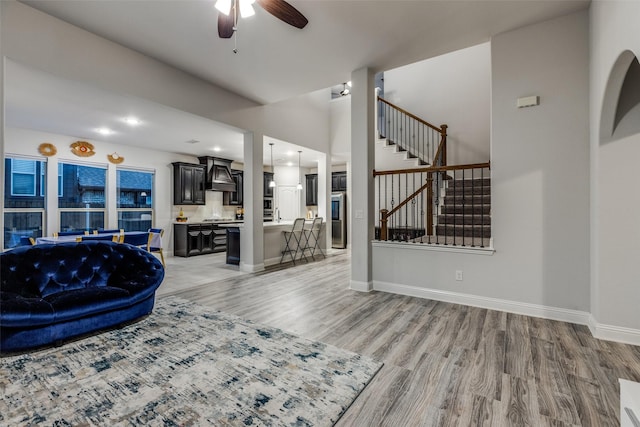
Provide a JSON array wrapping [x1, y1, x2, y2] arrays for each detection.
[[198, 156, 236, 192]]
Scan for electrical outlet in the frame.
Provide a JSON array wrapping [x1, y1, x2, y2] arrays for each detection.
[[455, 270, 463, 281]]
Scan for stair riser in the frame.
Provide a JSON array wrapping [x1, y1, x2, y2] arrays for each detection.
[[443, 186, 491, 195], [437, 216, 491, 225], [442, 195, 491, 205], [436, 226, 491, 238], [447, 178, 491, 187], [441, 206, 490, 215]]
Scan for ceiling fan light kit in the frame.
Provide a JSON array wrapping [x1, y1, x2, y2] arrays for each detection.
[[216, 0, 308, 52]]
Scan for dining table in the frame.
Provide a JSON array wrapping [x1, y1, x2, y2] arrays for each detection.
[[36, 231, 161, 247]]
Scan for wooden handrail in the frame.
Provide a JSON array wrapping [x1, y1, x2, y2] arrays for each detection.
[[383, 179, 432, 219], [373, 162, 491, 177], [432, 124, 448, 167], [378, 96, 443, 133]]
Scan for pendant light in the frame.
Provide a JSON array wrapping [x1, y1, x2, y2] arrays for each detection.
[[296, 151, 303, 190], [269, 142, 276, 188]]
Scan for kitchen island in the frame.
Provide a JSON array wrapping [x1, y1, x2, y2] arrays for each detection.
[[221, 221, 326, 267]]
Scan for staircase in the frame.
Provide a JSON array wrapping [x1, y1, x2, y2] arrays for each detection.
[[377, 136, 428, 166], [374, 94, 491, 247], [435, 176, 491, 245]]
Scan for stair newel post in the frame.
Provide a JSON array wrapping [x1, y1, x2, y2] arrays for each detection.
[[426, 173, 434, 236], [440, 124, 448, 167], [380, 209, 389, 241]]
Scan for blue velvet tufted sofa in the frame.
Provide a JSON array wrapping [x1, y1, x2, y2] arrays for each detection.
[[1, 241, 165, 353]]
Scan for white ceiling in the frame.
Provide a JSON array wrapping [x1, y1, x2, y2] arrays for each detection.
[[7, 0, 590, 166]]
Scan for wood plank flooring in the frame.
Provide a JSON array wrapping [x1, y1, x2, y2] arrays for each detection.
[[162, 252, 640, 426]]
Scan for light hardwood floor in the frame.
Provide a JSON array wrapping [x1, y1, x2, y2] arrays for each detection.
[[161, 252, 640, 426]]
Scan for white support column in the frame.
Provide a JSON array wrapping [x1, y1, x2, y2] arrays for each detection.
[[107, 164, 117, 228], [46, 157, 59, 235], [0, 53, 5, 249], [346, 160, 352, 249], [350, 67, 375, 292], [317, 152, 331, 250], [240, 131, 265, 273]]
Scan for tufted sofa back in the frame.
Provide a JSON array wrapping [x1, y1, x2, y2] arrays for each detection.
[[1, 241, 164, 298]]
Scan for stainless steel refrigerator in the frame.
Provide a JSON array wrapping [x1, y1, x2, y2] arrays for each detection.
[[331, 192, 346, 248]]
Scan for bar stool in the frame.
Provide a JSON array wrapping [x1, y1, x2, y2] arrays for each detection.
[[280, 218, 307, 265], [303, 217, 325, 260]]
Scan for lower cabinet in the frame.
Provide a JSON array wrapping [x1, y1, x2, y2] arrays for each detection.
[[174, 223, 226, 257]]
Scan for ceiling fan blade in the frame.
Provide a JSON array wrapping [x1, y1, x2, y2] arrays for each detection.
[[218, 12, 235, 38], [256, 0, 308, 29]]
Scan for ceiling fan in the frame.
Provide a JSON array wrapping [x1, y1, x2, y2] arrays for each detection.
[[216, 0, 308, 40]]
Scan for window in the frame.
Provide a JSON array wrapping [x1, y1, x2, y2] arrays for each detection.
[[117, 168, 154, 231], [58, 162, 106, 232], [4, 157, 45, 248], [10, 159, 37, 196]]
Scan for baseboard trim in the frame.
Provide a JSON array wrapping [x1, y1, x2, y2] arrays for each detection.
[[264, 256, 282, 267], [373, 280, 590, 326], [350, 280, 373, 292], [588, 314, 640, 346], [240, 262, 265, 273]]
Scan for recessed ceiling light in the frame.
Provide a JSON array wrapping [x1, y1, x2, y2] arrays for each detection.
[[96, 128, 113, 135], [286, 150, 294, 156], [213, 147, 222, 152], [287, 161, 293, 167], [124, 117, 140, 126]]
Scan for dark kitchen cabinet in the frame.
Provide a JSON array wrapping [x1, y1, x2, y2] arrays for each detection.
[[172, 162, 205, 205], [223, 170, 243, 206], [174, 223, 226, 257], [305, 174, 318, 206], [332, 171, 347, 192], [264, 172, 274, 198]]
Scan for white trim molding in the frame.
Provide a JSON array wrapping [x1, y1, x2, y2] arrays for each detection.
[[373, 280, 590, 326], [372, 240, 495, 255], [588, 314, 640, 346], [350, 280, 373, 292], [240, 262, 265, 273]]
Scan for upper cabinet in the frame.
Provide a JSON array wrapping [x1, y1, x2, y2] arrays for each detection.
[[264, 172, 274, 198], [223, 169, 243, 206], [305, 172, 347, 206], [305, 174, 318, 206], [172, 162, 206, 205], [332, 171, 347, 192]]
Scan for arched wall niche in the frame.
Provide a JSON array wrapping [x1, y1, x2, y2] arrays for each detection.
[[600, 50, 640, 144]]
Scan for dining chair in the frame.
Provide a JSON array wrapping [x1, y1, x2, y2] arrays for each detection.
[[54, 230, 89, 237], [123, 232, 150, 248], [94, 228, 124, 235], [18, 236, 36, 246], [77, 234, 119, 242], [280, 218, 307, 265], [148, 228, 165, 267]]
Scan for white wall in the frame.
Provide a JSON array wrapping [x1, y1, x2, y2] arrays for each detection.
[[4, 126, 201, 254], [0, 1, 331, 181], [0, 1, 257, 120], [590, 0, 640, 337], [373, 11, 591, 318], [383, 43, 491, 165]]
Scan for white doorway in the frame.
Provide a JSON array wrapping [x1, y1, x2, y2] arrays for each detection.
[[277, 185, 300, 221]]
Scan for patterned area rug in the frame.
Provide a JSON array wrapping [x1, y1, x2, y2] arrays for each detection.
[[0, 296, 382, 426]]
